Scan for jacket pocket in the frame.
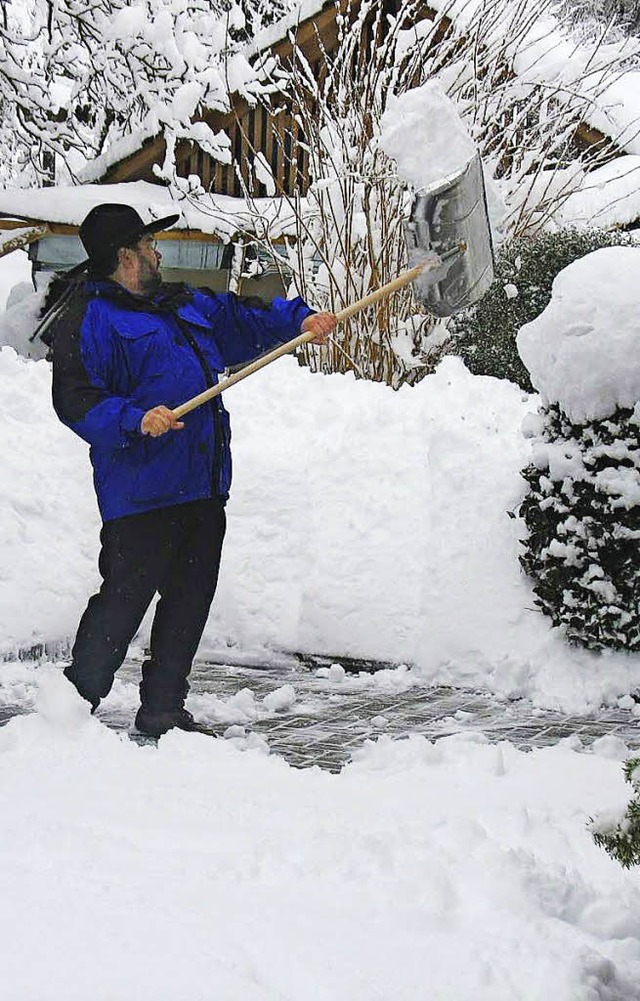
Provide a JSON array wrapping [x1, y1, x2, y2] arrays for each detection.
[[126, 433, 192, 507], [116, 321, 163, 395]]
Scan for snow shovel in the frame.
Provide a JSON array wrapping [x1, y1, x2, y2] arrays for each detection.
[[172, 152, 495, 420], [405, 152, 495, 317]]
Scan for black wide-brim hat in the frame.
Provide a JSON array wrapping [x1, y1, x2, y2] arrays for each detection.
[[70, 202, 180, 276]]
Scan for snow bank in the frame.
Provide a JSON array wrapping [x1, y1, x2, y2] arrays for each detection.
[[0, 246, 31, 310], [517, 247, 640, 423], [0, 348, 100, 653], [2, 340, 640, 710], [1, 692, 639, 1001]]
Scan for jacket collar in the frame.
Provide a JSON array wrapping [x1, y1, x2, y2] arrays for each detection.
[[84, 279, 192, 315]]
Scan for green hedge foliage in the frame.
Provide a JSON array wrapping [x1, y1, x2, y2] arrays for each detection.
[[592, 759, 640, 869]]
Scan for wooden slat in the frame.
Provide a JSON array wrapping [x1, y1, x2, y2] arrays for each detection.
[[260, 105, 269, 194], [0, 218, 47, 231], [274, 109, 285, 193], [273, 3, 340, 64], [102, 135, 167, 183], [265, 108, 275, 189], [0, 219, 78, 235], [0, 218, 227, 243]]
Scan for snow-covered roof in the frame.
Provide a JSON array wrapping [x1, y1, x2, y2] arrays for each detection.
[[73, 132, 160, 186], [248, 0, 327, 55], [0, 181, 300, 242], [428, 0, 640, 156], [558, 156, 640, 230]]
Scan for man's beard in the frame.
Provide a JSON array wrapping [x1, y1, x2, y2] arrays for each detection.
[[139, 258, 163, 296]]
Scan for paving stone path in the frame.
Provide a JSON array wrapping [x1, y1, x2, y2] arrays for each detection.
[[3, 655, 640, 771]]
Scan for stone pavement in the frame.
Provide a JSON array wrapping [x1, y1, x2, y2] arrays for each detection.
[[3, 655, 640, 771], [107, 655, 640, 771]]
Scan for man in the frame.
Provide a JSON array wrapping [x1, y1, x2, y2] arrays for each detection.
[[51, 202, 336, 737]]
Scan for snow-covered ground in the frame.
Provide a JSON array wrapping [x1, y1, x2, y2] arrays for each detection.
[[3, 681, 640, 1001], [2, 247, 640, 999]]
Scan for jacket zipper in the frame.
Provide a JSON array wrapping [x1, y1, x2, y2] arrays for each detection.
[[174, 318, 224, 496]]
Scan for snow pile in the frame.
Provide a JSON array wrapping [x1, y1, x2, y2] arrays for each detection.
[[0, 250, 48, 359], [1, 694, 640, 1001], [0, 247, 31, 310], [517, 247, 640, 423], [0, 347, 100, 653], [0, 288, 48, 359], [379, 79, 477, 189]]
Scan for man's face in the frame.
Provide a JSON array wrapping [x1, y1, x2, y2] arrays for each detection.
[[134, 234, 163, 295]]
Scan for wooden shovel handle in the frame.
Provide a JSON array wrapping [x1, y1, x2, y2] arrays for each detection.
[[171, 259, 432, 420]]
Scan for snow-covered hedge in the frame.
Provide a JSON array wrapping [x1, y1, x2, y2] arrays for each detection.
[[449, 228, 636, 391], [517, 246, 640, 651], [519, 404, 640, 650]]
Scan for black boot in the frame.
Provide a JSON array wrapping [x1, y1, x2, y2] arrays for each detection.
[[63, 665, 100, 713], [134, 706, 215, 738]]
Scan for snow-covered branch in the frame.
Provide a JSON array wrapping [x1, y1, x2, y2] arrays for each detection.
[[0, 0, 299, 186]]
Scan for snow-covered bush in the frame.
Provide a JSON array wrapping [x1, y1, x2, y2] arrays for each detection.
[[592, 758, 640, 868], [448, 228, 635, 391], [519, 403, 640, 650], [0, 0, 297, 186], [516, 246, 640, 651]]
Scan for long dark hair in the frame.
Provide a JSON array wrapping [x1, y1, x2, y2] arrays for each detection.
[[32, 268, 87, 349], [39, 271, 76, 318]]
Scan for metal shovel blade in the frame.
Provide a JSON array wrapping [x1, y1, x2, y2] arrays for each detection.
[[404, 152, 495, 317]]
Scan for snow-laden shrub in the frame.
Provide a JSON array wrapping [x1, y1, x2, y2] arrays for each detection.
[[519, 403, 640, 650], [592, 758, 640, 869], [555, 0, 640, 38], [448, 228, 635, 391], [516, 245, 640, 650]]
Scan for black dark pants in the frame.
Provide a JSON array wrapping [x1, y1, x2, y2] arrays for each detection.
[[65, 498, 226, 713]]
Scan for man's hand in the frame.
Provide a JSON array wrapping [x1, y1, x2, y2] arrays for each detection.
[[301, 312, 338, 345], [141, 405, 185, 437]]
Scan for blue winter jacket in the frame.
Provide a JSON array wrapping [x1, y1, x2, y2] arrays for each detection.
[[51, 280, 313, 522]]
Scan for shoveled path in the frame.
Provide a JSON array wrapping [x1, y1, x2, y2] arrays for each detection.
[[2, 654, 640, 771]]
